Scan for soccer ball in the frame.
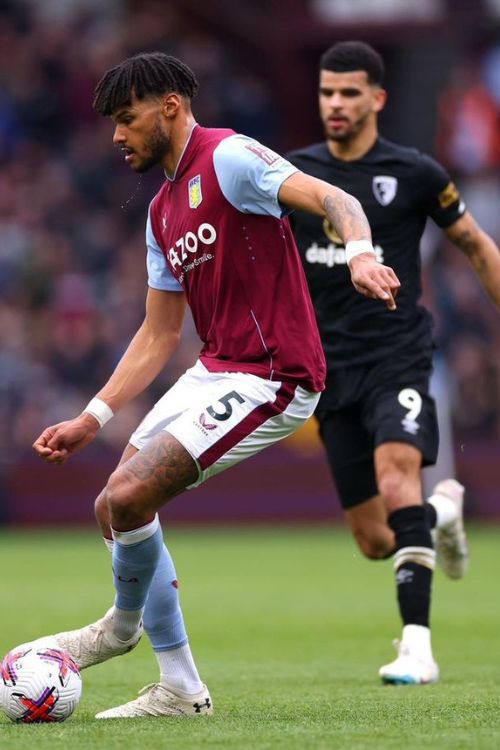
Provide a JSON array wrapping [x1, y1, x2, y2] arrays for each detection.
[[0, 645, 82, 723]]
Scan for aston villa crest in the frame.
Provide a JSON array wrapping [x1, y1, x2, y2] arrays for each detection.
[[188, 174, 202, 208], [372, 175, 398, 206]]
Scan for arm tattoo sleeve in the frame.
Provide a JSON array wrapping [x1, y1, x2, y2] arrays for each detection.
[[323, 193, 371, 243]]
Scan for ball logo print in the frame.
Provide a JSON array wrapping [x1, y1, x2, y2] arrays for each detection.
[[38, 648, 80, 686], [12, 686, 58, 723], [0, 646, 82, 723], [1, 649, 30, 687]]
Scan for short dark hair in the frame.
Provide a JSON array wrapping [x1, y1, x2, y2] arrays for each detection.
[[93, 52, 199, 116], [320, 41, 384, 86]]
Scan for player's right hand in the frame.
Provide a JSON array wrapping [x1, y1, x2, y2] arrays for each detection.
[[32, 413, 100, 465], [349, 254, 401, 310]]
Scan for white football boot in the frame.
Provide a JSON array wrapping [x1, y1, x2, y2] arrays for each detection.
[[19, 608, 143, 670], [431, 479, 468, 579], [379, 625, 439, 685], [95, 682, 213, 718]]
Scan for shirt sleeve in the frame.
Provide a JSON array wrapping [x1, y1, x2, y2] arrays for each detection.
[[213, 134, 298, 218], [418, 153, 466, 228], [146, 205, 183, 292]]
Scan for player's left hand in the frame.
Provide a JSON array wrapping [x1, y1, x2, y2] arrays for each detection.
[[349, 253, 400, 310]]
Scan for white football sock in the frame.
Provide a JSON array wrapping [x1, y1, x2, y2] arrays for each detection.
[[110, 605, 144, 641], [103, 537, 114, 553], [401, 624, 433, 659], [156, 644, 203, 695]]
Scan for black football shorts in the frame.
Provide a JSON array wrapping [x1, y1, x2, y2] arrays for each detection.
[[315, 352, 439, 510]]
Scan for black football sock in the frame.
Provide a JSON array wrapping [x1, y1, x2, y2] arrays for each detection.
[[388, 505, 435, 628], [423, 502, 437, 529]]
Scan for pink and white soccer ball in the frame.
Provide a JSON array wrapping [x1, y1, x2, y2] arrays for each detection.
[[0, 645, 82, 723]]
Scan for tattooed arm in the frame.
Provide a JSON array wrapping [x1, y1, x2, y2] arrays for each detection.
[[279, 171, 371, 242], [445, 212, 500, 308], [33, 288, 187, 464], [279, 171, 400, 309]]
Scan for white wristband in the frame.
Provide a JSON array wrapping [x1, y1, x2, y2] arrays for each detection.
[[83, 397, 114, 428], [345, 240, 376, 266]]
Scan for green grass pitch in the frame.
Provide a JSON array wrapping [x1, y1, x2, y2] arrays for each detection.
[[0, 526, 499, 749]]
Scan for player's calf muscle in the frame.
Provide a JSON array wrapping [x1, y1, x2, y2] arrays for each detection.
[[355, 531, 394, 559], [348, 517, 394, 559]]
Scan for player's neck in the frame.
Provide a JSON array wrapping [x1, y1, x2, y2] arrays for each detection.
[[326, 128, 378, 162], [161, 113, 197, 178]]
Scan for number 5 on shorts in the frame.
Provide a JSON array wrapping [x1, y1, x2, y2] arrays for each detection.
[[207, 391, 246, 421]]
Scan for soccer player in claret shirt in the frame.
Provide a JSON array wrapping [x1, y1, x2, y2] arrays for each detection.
[[29, 52, 399, 718], [287, 40, 500, 685]]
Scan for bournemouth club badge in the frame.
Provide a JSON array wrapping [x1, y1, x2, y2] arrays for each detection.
[[372, 175, 397, 206], [188, 175, 202, 208]]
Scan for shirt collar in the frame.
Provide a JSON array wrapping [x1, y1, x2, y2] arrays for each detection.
[[164, 122, 199, 181]]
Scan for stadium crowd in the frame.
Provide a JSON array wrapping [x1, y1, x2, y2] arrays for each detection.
[[430, 44, 500, 439], [1, 0, 499, 483]]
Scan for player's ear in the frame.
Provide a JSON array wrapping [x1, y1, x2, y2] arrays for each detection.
[[373, 87, 387, 113], [162, 92, 181, 118]]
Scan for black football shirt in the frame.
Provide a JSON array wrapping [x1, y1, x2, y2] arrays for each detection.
[[287, 137, 465, 369]]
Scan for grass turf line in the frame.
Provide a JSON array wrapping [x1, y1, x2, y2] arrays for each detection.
[[0, 526, 499, 749]]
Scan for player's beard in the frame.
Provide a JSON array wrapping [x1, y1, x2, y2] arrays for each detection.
[[326, 109, 371, 144], [134, 120, 170, 173]]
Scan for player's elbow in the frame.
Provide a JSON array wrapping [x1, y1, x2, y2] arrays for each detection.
[[341, 189, 364, 216], [143, 323, 183, 357], [163, 329, 182, 355]]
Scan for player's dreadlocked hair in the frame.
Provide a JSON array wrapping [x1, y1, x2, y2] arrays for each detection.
[[320, 41, 384, 86], [93, 52, 199, 116]]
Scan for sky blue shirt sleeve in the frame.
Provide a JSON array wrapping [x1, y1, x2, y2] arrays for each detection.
[[146, 205, 183, 292], [213, 134, 298, 217]]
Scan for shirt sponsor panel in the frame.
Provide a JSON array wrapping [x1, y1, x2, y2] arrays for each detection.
[[167, 222, 217, 282], [305, 243, 385, 267]]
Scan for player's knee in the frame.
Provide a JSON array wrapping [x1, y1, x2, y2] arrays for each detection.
[[377, 469, 406, 509], [105, 471, 144, 526], [95, 489, 107, 521], [94, 488, 113, 536]]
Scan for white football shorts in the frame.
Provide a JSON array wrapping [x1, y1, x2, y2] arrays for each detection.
[[129, 359, 320, 488]]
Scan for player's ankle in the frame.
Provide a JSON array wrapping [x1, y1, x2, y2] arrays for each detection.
[[110, 605, 143, 641], [427, 494, 458, 529], [156, 644, 204, 695], [401, 624, 433, 659], [159, 676, 203, 697]]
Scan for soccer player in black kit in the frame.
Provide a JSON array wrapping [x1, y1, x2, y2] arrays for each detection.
[[288, 41, 500, 684]]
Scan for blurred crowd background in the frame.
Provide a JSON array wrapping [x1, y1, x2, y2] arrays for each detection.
[[1, 0, 499, 523]]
